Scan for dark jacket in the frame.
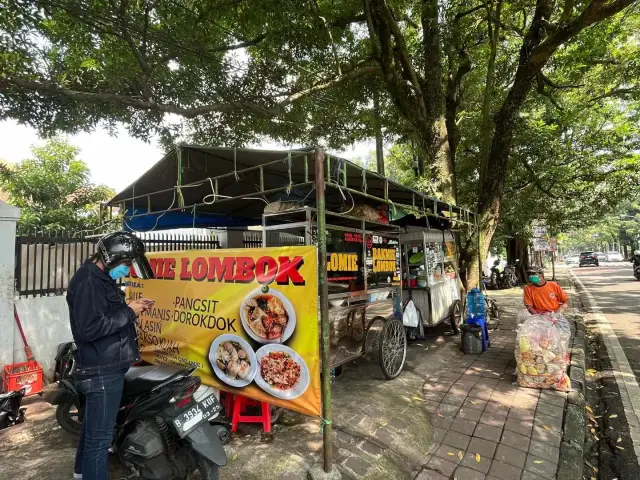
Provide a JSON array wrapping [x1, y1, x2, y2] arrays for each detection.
[[67, 261, 139, 375]]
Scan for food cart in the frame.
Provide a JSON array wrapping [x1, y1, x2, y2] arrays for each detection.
[[400, 228, 463, 339], [109, 145, 478, 473], [262, 207, 406, 379]]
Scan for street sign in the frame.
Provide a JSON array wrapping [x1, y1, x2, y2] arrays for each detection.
[[549, 237, 557, 252], [533, 225, 548, 237], [533, 238, 550, 252]]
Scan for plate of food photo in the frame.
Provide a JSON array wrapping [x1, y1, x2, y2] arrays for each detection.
[[209, 334, 258, 388], [240, 288, 296, 344], [254, 344, 310, 400]]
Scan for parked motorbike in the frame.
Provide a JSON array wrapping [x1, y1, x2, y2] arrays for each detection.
[[51, 342, 228, 480], [489, 266, 511, 289], [503, 260, 520, 287], [0, 388, 26, 430], [478, 278, 501, 322]]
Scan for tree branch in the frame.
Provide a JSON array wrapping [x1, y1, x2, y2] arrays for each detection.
[[381, 4, 423, 97], [530, 0, 636, 69], [209, 35, 267, 53], [313, 1, 342, 76], [590, 87, 638, 102], [112, 0, 154, 99], [365, 0, 421, 123], [328, 13, 366, 29], [422, 0, 444, 121], [0, 66, 380, 119], [561, 0, 575, 22], [455, 3, 487, 21], [522, 160, 559, 198], [542, 74, 584, 89]]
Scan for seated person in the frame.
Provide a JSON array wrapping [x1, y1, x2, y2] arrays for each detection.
[[523, 265, 569, 314]]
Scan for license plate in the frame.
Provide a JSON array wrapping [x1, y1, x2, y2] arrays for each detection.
[[172, 394, 222, 436]]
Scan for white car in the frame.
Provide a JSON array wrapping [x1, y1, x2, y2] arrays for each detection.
[[594, 252, 607, 262], [606, 251, 623, 262], [564, 255, 580, 265]]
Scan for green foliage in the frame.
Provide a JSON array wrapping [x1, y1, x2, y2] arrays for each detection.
[[1, 0, 639, 276], [0, 138, 114, 231], [558, 200, 640, 253]]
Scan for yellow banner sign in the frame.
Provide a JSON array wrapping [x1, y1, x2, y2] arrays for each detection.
[[126, 247, 321, 417]]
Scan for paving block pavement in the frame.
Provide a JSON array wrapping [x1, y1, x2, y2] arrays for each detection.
[[416, 286, 580, 480], [0, 279, 583, 480]]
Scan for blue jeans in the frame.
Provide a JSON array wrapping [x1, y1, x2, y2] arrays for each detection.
[[74, 369, 126, 480]]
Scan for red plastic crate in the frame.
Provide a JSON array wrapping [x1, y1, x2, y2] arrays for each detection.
[[3, 360, 43, 396]]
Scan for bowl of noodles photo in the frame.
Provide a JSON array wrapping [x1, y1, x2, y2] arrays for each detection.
[[209, 334, 258, 388], [240, 288, 296, 344], [255, 344, 310, 400]]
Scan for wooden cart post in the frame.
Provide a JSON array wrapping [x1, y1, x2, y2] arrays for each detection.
[[315, 148, 333, 473]]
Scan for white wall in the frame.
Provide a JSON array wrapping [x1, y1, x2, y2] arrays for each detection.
[[13, 296, 72, 379], [0, 200, 20, 374]]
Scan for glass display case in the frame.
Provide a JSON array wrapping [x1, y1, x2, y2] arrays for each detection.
[[400, 230, 462, 333]]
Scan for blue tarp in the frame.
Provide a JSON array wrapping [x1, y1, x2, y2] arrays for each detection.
[[122, 207, 259, 232]]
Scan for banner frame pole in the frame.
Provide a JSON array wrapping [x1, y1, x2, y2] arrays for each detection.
[[315, 147, 333, 473]]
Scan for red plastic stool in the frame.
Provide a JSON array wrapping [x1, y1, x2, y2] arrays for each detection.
[[231, 395, 271, 433]]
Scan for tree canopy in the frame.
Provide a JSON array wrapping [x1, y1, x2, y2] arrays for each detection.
[[0, 138, 114, 231], [2, 0, 639, 284]]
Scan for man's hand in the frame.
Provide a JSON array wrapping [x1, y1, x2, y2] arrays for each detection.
[[558, 302, 569, 312], [128, 298, 154, 316]]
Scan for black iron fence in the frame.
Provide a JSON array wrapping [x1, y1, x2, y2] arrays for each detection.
[[243, 233, 263, 248], [15, 231, 220, 298], [242, 232, 306, 248]]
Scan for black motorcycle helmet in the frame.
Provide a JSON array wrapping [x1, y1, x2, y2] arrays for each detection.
[[96, 231, 155, 279]]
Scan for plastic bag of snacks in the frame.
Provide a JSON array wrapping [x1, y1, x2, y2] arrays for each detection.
[[515, 312, 572, 391], [517, 307, 532, 325]]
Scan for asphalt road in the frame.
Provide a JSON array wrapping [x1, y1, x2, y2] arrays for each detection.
[[570, 262, 640, 382]]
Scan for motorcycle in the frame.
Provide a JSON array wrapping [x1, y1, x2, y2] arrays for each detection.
[[0, 388, 26, 430], [479, 278, 501, 322], [489, 266, 511, 290], [634, 264, 640, 281], [51, 342, 229, 480], [503, 260, 520, 287]]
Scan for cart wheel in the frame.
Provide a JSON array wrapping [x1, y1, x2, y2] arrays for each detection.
[[449, 300, 463, 334], [379, 318, 407, 380]]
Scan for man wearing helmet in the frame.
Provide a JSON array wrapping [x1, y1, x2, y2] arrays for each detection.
[[67, 231, 155, 480], [523, 265, 569, 314], [631, 250, 640, 268]]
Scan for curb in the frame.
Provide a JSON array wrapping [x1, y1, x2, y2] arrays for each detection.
[[557, 271, 587, 480]]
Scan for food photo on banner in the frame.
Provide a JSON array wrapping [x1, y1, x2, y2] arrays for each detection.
[[125, 247, 321, 417]]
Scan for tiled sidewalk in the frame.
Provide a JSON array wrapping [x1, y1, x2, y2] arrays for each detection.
[[417, 294, 569, 480]]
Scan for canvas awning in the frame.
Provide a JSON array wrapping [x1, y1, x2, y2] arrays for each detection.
[[110, 145, 476, 231]]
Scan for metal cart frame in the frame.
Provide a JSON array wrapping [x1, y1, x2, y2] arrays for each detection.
[[109, 146, 479, 473], [262, 206, 406, 379]]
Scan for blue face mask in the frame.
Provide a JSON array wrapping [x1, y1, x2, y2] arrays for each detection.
[[109, 264, 130, 280], [528, 275, 540, 285]]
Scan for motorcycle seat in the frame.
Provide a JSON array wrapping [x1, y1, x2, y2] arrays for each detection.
[[123, 364, 190, 398], [0, 390, 22, 400]]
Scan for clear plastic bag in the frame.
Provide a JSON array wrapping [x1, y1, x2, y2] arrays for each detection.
[[515, 312, 571, 391], [517, 307, 532, 325]]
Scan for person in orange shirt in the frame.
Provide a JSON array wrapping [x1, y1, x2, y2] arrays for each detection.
[[523, 265, 569, 314]]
